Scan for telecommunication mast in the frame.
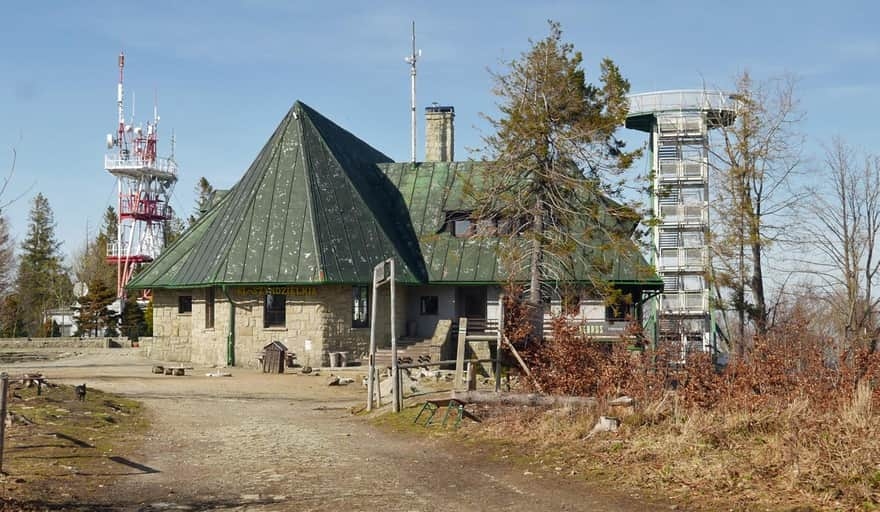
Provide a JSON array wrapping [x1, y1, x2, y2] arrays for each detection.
[[104, 52, 178, 300]]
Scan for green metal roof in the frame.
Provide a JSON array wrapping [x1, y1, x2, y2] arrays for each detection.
[[128, 101, 426, 289], [379, 162, 660, 286], [129, 101, 659, 290]]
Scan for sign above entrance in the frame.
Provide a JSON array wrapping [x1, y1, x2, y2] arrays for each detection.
[[234, 286, 318, 297]]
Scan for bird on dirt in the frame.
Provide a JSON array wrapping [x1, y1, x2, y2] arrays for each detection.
[[74, 384, 87, 402]]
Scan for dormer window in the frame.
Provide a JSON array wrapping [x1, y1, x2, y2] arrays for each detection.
[[443, 210, 475, 238]]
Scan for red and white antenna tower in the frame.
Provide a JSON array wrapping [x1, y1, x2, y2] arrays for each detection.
[[104, 51, 178, 300]]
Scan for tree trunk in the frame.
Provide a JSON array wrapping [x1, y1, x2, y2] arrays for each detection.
[[750, 239, 767, 334], [528, 195, 544, 341]]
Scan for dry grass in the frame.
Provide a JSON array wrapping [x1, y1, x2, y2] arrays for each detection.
[[476, 302, 880, 510], [0, 383, 148, 510], [463, 392, 880, 511]]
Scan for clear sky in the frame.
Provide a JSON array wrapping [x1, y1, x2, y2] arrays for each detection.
[[1, 0, 878, 262]]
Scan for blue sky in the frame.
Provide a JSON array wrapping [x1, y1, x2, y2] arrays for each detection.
[[1, 0, 879, 261]]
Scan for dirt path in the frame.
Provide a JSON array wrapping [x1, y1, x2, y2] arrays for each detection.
[[2, 349, 666, 511]]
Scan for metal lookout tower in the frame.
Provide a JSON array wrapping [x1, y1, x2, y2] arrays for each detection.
[[104, 52, 178, 300], [626, 90, 736, 357]]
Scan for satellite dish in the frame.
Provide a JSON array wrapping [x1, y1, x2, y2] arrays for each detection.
[[125, 124, 132, 133], [73, 282, 89, 297], [134, 126, 143, 136], [106, 134, 114, 149]]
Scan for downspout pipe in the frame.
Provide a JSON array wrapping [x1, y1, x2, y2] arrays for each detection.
[[221, 285, 235, 367]]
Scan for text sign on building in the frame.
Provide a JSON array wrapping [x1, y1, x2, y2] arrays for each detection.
[[234, 286, 318, 297]]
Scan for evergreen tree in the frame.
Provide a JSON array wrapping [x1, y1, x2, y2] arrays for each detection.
[[16, 193, 72, 336], [75, 276, 117, 337], [74, 206, 117, 296], [470, 21, 639, 318], [187, 177, 215, 227], [144, 297, 154, 336], [0, 294, 26, 337], [120, 296, 147, 340], [163, 211, 186, 247]]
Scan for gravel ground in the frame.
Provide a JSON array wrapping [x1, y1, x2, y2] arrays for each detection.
[[1, 349, 668, 511]]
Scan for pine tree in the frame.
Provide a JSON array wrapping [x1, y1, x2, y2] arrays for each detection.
[[187, 177, 215, 227], [120, 296, 147, 340], [16, 193, 72, 336], [470, 21, 639, 315], [74, 206, 117, 297], [144, 297, 154, 336], [0, 294, 26, 337], [75, 276, 117, 337]]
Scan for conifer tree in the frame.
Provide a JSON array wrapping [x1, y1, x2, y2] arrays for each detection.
[[187, 177, 215, 227], [75, 276, 117, 337], [470, 21, 639, 316], [120, 296, 147, 340], [16, 193, 72, 336]]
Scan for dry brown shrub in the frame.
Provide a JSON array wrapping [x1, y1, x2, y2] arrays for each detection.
[[488, 300, 880, 509]]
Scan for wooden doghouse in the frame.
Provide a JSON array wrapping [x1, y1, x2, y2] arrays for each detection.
[[261, 341, 288, 374]]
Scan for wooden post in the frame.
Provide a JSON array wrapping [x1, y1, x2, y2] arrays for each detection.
[[366, 264, 381, 411], [0, 372, 8, 474], [454, 317, 468, 390], [390, 260, 400, 413], [466, 362, 476, 391], [495, 295, 503, 393]]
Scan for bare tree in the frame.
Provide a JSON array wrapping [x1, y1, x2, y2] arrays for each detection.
[[802, 139, 880, 351], [710, 71, 804, 344]]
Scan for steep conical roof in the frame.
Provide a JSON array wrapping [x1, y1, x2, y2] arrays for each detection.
[[128, 101, 426, 289]]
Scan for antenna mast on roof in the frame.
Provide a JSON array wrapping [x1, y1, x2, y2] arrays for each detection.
[[405, 21, 421, 163]]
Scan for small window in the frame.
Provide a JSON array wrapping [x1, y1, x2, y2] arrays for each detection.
[[263, 293, 286, 328], [205, 288, 215, 329], [178, 295, 192, 314], [352, 286, 369, 328], [442, 211, 475, 238], [453, 218, 472, 237], [420, 296, 439, 315]]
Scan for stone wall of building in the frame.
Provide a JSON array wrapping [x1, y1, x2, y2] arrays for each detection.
[[148, 290, 194, 362], [148, 285, 408, 369]]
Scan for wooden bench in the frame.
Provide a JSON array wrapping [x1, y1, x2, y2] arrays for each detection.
[[413, 398, 467, 428]]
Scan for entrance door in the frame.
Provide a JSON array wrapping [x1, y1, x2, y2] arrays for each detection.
[[458, 287, 487, 319]]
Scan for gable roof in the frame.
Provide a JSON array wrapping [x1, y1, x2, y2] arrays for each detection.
[[129, 101, 659, 290], [128, 101, 427, 289]]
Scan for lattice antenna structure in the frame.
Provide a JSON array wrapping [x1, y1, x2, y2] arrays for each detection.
[[104, 52, 178, 300]]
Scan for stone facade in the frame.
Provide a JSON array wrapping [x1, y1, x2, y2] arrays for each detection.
[[146, 282, 620, 369], [148, 284, 408, 369]]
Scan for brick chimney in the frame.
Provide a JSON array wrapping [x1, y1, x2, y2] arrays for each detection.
[[424, 105, 454, 162]]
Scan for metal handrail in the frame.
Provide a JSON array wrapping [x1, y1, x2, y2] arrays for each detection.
[[660, 291, 709, 313], [658, 247, 707, 270], [628, 89, 735, 116], [104, 156, 178, 177]]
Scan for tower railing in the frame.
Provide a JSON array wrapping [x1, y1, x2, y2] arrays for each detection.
[[658, 247, 707, 271], [104, 155, 178, 178], [659, 204, 707, 225], [660, 291, 709, 314], [657, 160, 706, 181], [628, 90, 734, 116]]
